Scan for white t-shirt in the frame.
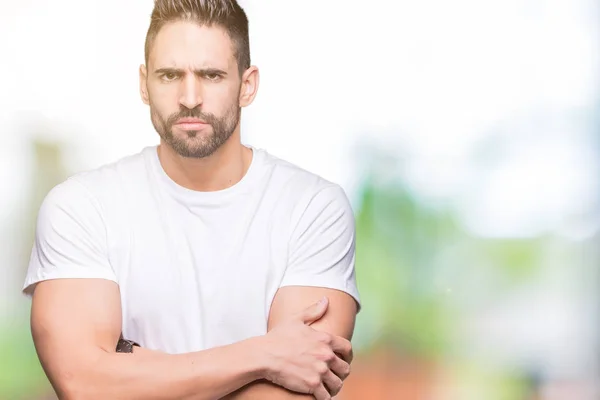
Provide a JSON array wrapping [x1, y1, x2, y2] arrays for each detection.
[[23, 146, 360, 354]]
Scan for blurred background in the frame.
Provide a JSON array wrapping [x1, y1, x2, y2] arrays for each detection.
[[1, 0, 599, 399]]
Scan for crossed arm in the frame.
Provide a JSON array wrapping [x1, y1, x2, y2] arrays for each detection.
[[223, 286, 357, 399], [30, 278, 357, 400], [29, 179, 358, 399]]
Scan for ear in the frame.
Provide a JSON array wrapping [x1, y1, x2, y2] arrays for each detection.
[[239, 66, 260, 108], [139, 64, 150, 105]]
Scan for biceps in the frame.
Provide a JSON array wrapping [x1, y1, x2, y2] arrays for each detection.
[[268, 286, 357, 339], [31, 279, 122, 387]]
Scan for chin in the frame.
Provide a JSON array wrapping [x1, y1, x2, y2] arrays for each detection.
[[172, 140, 220, 159]]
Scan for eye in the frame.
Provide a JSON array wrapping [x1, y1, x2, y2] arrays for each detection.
[[162, 72, 178, 82], [205, 73, 222, 81]]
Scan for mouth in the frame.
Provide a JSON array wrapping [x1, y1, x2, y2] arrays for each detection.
[[174, 118, 209, 131]]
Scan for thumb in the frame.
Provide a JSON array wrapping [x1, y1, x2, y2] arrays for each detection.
[[297, 297, 329, 324]]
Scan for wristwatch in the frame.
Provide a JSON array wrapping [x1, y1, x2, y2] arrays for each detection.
[[116, 334, 140, 353]]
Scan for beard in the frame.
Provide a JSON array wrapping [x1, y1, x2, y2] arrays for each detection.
[[150, 100, 241, 159]]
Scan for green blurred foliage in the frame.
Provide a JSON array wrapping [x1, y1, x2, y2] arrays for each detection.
[[353, 172, 546, 359], [350, 156, 552, 399], [476, 239, 546, 283], [0, 318, 52, 399], [353, 177, 457, 358], [0, 139, 67, 399]]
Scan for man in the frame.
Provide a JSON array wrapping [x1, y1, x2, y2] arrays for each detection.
[[23, 1, 360, 399]]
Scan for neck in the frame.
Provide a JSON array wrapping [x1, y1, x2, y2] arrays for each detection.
[[157, 130, 253, 192]]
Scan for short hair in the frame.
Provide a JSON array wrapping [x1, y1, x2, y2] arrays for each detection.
[[144, 0, 251, 75]]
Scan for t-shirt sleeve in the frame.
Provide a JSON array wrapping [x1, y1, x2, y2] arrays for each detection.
[[281, 184, 361, 310], [22, 178, 117, 297]]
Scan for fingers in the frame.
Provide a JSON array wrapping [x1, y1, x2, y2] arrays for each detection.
[[297, 297, 329, 324], [322, 369, 344, 397], [312, 383, 332, 400], [328, 335, 353, 363], [328, 353, 351, 381]]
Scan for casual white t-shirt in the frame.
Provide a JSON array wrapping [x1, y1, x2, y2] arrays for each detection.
[[23, 145, 360, 354]]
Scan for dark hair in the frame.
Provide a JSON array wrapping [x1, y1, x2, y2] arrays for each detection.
[[145, 0, 250, 75]]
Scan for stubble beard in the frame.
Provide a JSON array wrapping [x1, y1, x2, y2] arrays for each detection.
[[150, 101, 241, 159]]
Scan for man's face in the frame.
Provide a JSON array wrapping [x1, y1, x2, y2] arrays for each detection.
[[143, 22, 242, 158]]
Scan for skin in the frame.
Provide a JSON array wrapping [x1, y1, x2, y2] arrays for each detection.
[[139, 21, 258, 192], [223, 287, 358, 400], [31, 280, 353, 400], [30, 20, 358, 400]]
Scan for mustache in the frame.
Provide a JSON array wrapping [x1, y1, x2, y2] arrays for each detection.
[[166, 108, 217, 126]]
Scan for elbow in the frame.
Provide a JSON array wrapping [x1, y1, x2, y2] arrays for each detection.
[[46, 350, 115, 400], [52, 370, 105, 400], [56, 388, 85, 400], [57, 385, 103, 400]]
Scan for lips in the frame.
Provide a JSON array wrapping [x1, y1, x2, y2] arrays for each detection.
[[174, 118, 208, 130], [175, 118, 207, 124]]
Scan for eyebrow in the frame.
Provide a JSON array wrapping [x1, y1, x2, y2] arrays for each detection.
[[154, 67, 228, 76]]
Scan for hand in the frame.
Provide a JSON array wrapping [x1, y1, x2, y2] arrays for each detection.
[[259, 297, 353, 400]]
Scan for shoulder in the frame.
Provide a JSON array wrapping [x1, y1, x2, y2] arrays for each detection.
[[256, 148, 353, 228], [71, 147, 151, 195], [259, 148, 351, 204], [42, 147, 151, 210]]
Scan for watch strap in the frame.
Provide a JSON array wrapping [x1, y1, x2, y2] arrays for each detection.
[[116, 333, 140, 353]]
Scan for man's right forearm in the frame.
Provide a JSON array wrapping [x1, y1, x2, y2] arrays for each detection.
[[56, 336, 267, 400]]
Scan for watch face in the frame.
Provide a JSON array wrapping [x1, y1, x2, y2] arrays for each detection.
[[116, 339, 134, 353]]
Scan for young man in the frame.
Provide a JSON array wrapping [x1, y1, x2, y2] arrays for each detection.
[[23, 1, 360, 399]]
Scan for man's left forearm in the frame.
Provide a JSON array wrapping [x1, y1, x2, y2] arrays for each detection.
[[221, 379, 314, 400]]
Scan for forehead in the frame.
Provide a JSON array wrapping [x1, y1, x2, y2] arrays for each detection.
[[149, 21, 236, 70]]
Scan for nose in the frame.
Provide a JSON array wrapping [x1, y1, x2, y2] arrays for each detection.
[[179, 74, 203, 109]]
